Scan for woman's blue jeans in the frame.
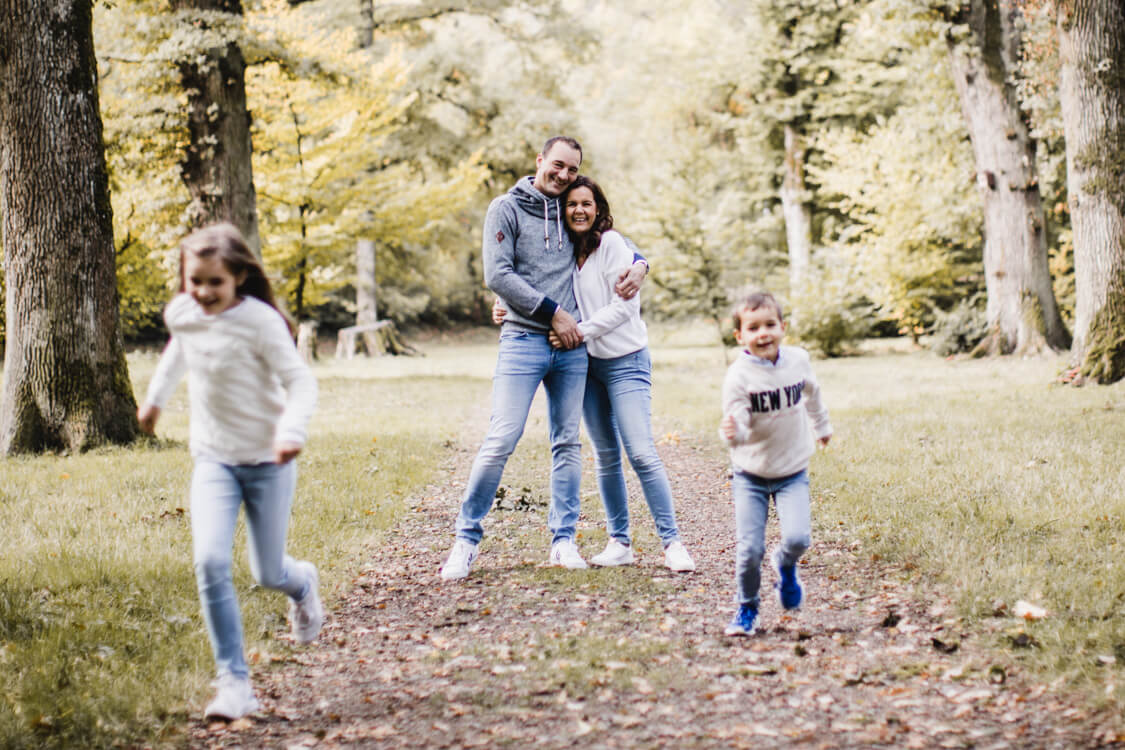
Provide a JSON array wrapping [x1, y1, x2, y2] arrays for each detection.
[[191, 459, 311, 679], [732, 468, 811, 607], [455, 330, 588, 545], [583, 347, 680, 547]]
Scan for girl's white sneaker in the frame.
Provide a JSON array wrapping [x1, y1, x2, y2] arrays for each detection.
[[664, 541, 696, 572], [590, 539, 635, 567], [289, 561, 324, 644], [204, 675, 260, 721]]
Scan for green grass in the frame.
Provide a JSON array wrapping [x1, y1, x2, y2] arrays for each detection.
[[647, 330, 1125, 708], [0, 343, 494, 748], [1, 326, 1123, 746]]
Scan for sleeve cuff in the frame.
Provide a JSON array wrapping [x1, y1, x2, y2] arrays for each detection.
[[531, 297, 559, 325]]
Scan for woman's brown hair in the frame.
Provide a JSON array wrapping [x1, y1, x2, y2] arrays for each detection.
[[562, 175, 614, 262]]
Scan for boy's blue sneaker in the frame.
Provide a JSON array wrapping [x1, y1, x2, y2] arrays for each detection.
[[724, 604, 758, 636], [773, 549, 804, 610]]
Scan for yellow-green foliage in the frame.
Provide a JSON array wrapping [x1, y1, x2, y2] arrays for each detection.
[[810, 34, 981, 334], [247, 5, 482, 318], [94, 1, 489, 330]]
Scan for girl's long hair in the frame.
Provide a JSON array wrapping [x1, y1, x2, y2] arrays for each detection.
[[563, 175, 614, 261], [178, 222, 293, 334]]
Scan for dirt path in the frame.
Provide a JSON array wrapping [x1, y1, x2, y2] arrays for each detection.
[[188, 438, 1120, 749]]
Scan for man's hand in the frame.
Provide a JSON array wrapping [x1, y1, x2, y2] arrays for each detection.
[[137, 404, 160, 434], [720, 414, 737, 441], [548, 330, 563, 349], [551, 308, 583, 349], [614, 261, 648, 300], [274, 441, 303, 464], [491, 297, 507, 325]]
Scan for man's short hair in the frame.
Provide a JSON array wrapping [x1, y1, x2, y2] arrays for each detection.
[[542, 136, 582, 163], [733, 291, 784, 328]]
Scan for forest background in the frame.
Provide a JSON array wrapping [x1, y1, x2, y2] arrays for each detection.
[[2, 0, 1091, 360]]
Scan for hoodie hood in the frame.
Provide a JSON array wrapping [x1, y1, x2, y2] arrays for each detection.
[[510, 176, 567, 253]]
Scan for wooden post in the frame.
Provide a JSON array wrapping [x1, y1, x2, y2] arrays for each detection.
[[297, 320, 319, 362]]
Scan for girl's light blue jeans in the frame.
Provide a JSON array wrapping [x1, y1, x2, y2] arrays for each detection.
[[732, 468, 811, 607], [583, 347, 680, 547], [455, 329, 588, 546], [191, 459, 312, 679]]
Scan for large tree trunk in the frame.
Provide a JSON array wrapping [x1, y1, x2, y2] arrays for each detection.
[[948, 0, 1070, 357], [780, 123, 812, 296], [1058, 0, 1125, 383], [171, 0, 261, 257], [0, 0, 139, 454]]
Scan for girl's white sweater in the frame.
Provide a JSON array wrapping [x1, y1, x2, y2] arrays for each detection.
[[144, 294, 317, 465], [573, 230, 647, 359]]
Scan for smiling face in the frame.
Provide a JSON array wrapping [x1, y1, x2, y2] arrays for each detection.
[[183, 251, 246, 315], [735, 303, 786, 363], [533, 141, 582, 197], [565, 186, 597, 236]]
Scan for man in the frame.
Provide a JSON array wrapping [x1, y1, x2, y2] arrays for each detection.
[[440, 136, 648, 580]]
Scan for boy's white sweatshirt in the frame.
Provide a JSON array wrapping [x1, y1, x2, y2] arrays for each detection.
[[719, 345, 832, 478], [144, 294, 317, 465], [573, 230, 647, 359]]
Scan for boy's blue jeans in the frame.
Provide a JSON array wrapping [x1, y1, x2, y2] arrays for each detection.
[[583, 347, 679, 546], [455, 329, 588, 546], [191, 459, 312, 680], [732, 468, 811, 607]]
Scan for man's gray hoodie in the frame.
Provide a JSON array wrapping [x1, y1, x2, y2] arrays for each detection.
[[482, 176, 577, 334]]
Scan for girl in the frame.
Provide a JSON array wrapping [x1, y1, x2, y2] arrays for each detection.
[[494, 176, 695, 571], [137, 223, 321, 721]]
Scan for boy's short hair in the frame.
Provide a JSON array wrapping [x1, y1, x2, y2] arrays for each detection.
[[732, 291, 784, 328]]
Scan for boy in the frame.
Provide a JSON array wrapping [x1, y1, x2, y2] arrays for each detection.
[[719, 291, 832, 636]]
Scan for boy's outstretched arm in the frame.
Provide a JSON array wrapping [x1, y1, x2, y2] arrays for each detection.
[[719, 369, 752, 446]]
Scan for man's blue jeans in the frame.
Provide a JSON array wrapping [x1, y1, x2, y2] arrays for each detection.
[[191, 459, 312, 679], [455, 329, 588, 545], [583, 347, 679, 547], [732, 468, 811, 607]]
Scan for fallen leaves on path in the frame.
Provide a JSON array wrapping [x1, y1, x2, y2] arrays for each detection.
[[188, 439, 1121, 749]]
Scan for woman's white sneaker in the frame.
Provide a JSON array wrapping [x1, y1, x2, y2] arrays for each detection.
[[204, 675, 260, 721], [664, 541, 696, 572], [590, 539, 635, 567], [440, 539, 478, 580], [549, 539, 588, 569]]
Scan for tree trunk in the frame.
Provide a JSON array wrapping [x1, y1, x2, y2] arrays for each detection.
[[171, 0, 261, 258], [949, 0, 1070, 357], [356, 239, 382, 354], [0, 0, 139, 454], [1058, 0, 1125, 383], [780, 123, 812, 296], [357, 0, 374, 48]]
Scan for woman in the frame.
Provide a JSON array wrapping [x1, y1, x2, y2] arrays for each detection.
[[495, 176, 694, 571]]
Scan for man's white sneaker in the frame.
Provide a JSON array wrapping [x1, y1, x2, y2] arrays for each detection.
[[664, 541, 696, 572], [288, 561, 324, 644], [549, 539, 588, 569], [590, 539, 635, 567], [204, 674, 260, 721], [440, 539, 478, 580]]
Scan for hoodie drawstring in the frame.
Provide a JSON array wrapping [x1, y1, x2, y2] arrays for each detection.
[[542, 198, 564, 251], [543, 199, 549, 252]]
